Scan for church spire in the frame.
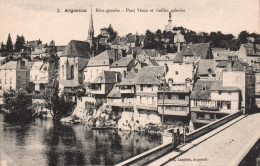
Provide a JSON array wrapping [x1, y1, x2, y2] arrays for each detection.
[[87, 5, 94, 47]]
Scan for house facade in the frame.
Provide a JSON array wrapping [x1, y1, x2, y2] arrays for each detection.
[[0, 60, 29, 94]]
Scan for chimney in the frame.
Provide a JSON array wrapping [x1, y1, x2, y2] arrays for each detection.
[[227, 56, 233, 69], [115, 73, 120, 82], [185, 78, 191, 90], [168, 78, 173, 88]]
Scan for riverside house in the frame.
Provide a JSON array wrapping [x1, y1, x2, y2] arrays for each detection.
[[0, 60, 29, 94]]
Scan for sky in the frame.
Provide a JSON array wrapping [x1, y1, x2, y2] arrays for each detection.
[[0, 0, 259, 45]]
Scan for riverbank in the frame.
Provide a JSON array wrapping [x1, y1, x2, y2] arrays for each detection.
[[61, 98, 188, 134]]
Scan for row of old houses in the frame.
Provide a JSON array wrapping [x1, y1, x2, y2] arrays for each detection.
[[0, 37, 258, 128]]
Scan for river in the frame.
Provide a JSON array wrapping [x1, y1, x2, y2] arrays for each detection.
[[0, 113, 161, 165]]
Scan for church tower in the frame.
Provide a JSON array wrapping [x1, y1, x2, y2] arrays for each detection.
[[165, 12, 175, 32], [87, 6, 94, 47]]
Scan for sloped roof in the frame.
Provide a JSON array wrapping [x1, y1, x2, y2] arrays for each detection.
[[91, 70, 121, 84], [182, 46, 197, 56], [216, 61, 228, 68], [0, 61, 18, 70], [190, 80, 215, 100], [135, 66, 164, 85], [173, 52, 184, 63], [211, 81, 240, 91], [87, 50, 114, 67], [141, 49, 158, 57], [149, 59, 159, 66], [61, 40, 90, 57], [179, 43, 212, 59], [224, 59, 245, 72], [107, 85, 121, 98], [119, 70, 137, 85], [111, 57, 133, 67], [197, 59, 217, 76], [111, 36, 128, 45]]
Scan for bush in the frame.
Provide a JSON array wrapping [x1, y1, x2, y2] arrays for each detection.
[[3, 89, 33, 120]]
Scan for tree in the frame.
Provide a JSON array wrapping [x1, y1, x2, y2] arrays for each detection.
[[3, 89, 33, 119], [42, 42, 75, 121], [144, 30, 156, 49], [6, 33, 13, 52], [238, 31, 250, 44], [43, 42, 60, 121], [15, 35, 25, 52], [107, 24, 117, 42], [0, 42, 5, 53]]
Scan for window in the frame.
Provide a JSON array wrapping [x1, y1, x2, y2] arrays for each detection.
[[210, 114, 215, 119], [5, 79, 7, 84], [10, 86, 12, 90], [35, 75, 37, 80], [71, 65, 74, 79], [140, 85, 143, 91], [228, 91, 231, 95], [0, 86, 2, 90], [175, 71, 178, 75], [218, 91, 222, 95], [10, 79, 12, 84], [197, 113, 204, 119], [194, 100, 198, 107], [179, 94, 185, 100], [167, 94, 171, 99], [0, 79, 1, 84]]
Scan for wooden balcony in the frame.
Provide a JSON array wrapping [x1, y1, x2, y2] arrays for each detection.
[[157, 99, 189, 106], [158, 108, 189, 116], [120, 88, 134, 94], [136, 104, 157, 111], [158, 86, 189, 93]]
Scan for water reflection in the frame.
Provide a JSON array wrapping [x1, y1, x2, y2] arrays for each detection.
[[0, 113, 161, 165]]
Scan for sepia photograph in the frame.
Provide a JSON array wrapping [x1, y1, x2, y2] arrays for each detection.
[[0, 0, 259, 165]]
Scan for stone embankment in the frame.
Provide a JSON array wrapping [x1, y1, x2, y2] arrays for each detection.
[[61, 97, 162, 133]]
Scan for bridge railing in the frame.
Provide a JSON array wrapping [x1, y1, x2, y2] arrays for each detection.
[[116, 110, 243, 166]]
